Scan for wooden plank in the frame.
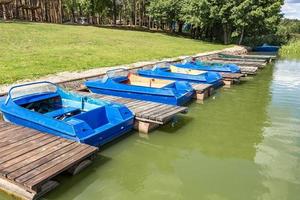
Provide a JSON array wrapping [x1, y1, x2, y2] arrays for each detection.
[[157, 107, 188, 122], [132, 106, 158, 117], [0, 135, 58, 164], [207, 60, 262, 68], [192, 84, 213, 93], [151, 106, 184, 120], [213, 57, 266, 63], [0, 122, 98, 199], [0, 128, 37, 141], [25, 147, 95, 190], [0, 130, 41, 148], [0, 122, 15, 129], [124, 100, 147, 108], [130, 103, 158, 114], [0, 133, 47, 155], [0, 126, 25, 136], [218, 53, 276, 60], [219, 72, 244, 79], [128, 102, 156, 111], [209, 58, 265, 65], [17, 145, 89, 186], [0, 176, 36, 200], [138, 104, 171, 119], [6, 143, 81, 181], [140, 105, 174, 119], [0, 139, 73, 174], [0, 126, 39, 142], [239, 66, 259, 75]]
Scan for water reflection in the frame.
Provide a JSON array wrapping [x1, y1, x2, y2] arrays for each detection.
[[255, 60, 300, 200]]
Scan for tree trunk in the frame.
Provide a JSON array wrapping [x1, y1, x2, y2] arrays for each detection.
[[178, 21, 183, 33], [223, 24, 230, 45], [112, 0, 116, 25], [58, 0, 62, 23], [2, 4, 7, 20], [71, 6, 75, 22], [238, 27, 244, 45], [131, 0, 135, 25], [14, 0, 19, 18], [148, 16, 151, 29]]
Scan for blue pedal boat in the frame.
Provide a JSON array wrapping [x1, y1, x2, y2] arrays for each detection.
[[85, 69, 194, 106], [252, 44, 280, 52], [137, 65, 223, 88], [0, 81, 134, 147], [173, 59, 241, 73]]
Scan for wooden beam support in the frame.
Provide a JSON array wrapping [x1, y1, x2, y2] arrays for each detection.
[[193, 90, 209, 101], [134, 120, 159, 134], [0, 176, 36, 200], [223, 80, 233, 88], [68, 159, 93, 175]]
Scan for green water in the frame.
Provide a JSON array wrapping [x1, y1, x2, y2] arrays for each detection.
[[1, 59, 300, 200]]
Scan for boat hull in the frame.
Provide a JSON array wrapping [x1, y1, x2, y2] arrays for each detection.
[[0, 81, 135, 147], [2, 112, 134, 146], [174, 62, 241, 73], [85, 70, 194, 106], [87, 86, 194, 106], [252, 44, 280, 52]]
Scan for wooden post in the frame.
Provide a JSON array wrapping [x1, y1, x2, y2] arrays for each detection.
[[193, 90, 209, 101], [223, 80, 233, 88], [134, 121, 159, 134]]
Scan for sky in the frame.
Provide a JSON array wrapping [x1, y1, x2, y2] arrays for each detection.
[[282, 0, 300, 19]]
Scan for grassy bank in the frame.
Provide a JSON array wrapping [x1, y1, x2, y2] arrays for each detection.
[[0, 22, 230, 84], [280, 35, 300, 59]]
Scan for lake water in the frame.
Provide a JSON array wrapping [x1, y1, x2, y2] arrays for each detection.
[[1, 59, 300, 200]]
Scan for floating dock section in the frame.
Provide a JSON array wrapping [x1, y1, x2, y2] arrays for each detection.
[[0, 121, 97, 200]]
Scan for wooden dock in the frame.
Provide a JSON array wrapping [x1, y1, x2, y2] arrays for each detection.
[[76, 91, 188, 133], [217, 53, 276, 62], [239, 66, 259, 75], [219, 72, 245, 86], [191, 83, 214, 99], [211, 57, 267, 64], [206, 59, 265, 68], [0, 121, 98, 200]]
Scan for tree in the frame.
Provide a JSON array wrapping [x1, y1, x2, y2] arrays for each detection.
[[181, 0, 211, 38], [147, 0, 183, 31], [0, 0, 286, 45]]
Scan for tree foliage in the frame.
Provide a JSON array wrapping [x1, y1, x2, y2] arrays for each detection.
[[0, 0, 285, 45]]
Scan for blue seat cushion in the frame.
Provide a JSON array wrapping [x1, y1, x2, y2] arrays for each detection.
[[45, 107, 80, 118]]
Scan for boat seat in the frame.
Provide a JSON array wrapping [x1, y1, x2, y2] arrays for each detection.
[[45, 107, 80, 118], [170, 65, 205, 75], [128, 74, 173, 88]]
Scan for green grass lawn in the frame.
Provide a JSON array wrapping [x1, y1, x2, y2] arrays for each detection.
[[279, 37, 300, 59], [0, 22, 230, 84]]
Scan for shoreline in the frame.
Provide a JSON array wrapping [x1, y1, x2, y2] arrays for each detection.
[[0, 45, 248, 95]]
